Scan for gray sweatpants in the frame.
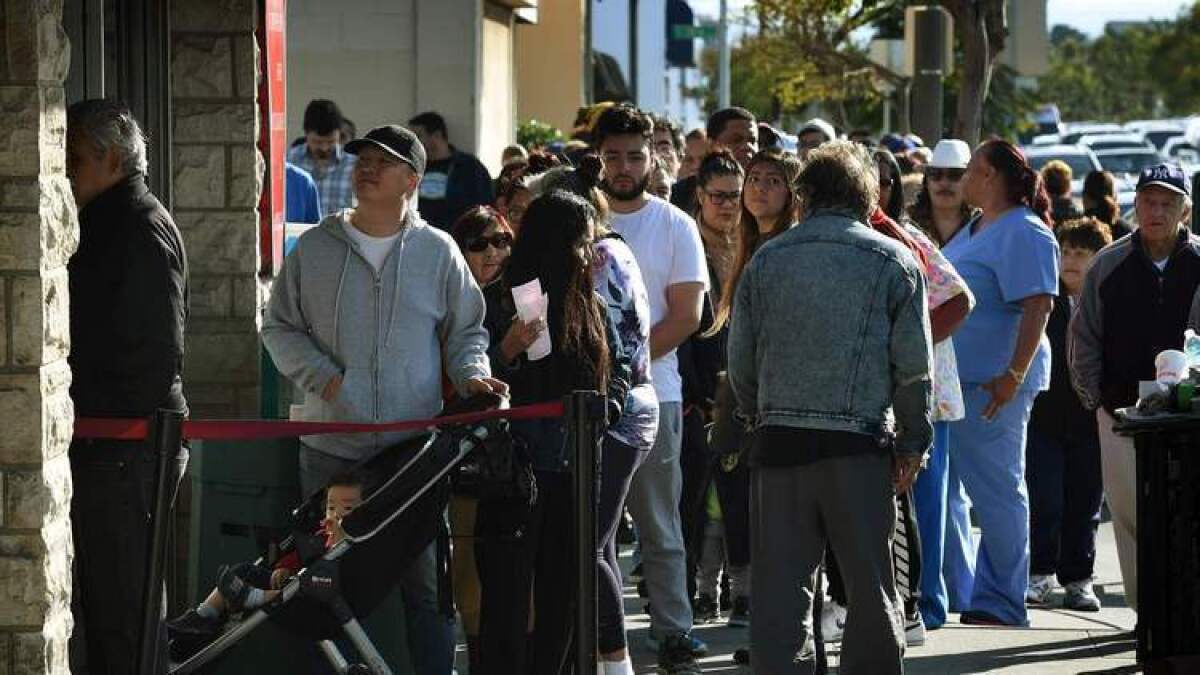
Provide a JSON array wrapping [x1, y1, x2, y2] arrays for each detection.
[[625, 402, 694, 637], [750, 452, 905, 675]]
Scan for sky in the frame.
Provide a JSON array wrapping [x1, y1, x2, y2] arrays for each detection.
[[685, 0, 1191, 37]]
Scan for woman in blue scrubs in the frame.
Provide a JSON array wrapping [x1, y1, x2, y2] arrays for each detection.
[[942, 139, 1059, 626]]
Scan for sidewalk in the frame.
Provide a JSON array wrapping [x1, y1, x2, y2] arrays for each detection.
[[627, 522, 1137, 674]]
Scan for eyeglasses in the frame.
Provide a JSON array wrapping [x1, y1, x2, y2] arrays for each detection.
[[702, 189, 742, 206], [466, 232, 513, 253], [925, 168, 966, 182]]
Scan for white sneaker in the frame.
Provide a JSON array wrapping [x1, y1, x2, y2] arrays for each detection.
[[1062, 579, 1101, 612], [905, 613, 926, 646], [820, 600, 847, 643], [1025, 574, 1056, 605]]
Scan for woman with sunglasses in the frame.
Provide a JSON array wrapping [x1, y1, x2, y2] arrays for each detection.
[[872, 148, 974, 636], [445, 206, 536, 671], [910, 140, 977, 247], [677, 149, 744, 624]]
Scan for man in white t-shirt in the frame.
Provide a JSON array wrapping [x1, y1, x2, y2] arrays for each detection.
[[596, 104, 709, 674]]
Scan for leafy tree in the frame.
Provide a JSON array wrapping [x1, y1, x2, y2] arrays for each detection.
[[1150, 2, 1200, 115], [516, 120, 564, 150]]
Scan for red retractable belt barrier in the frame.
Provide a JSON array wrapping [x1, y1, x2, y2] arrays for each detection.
[[73, 401, 565, 442]]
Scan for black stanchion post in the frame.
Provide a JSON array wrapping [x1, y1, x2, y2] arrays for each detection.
[[568, 391, 604, 675], [139, 408, 185, 675]]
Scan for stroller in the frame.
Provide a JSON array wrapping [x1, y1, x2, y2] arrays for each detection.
[[168, 393, 534, 675]]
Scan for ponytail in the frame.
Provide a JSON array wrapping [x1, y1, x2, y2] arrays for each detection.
[[978, 139, 1052, 228]]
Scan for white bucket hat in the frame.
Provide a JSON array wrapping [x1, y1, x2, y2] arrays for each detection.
[[928, 139, 971, 169]]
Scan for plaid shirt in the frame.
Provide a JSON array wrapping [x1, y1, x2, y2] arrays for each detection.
[[286, 143, 356, 216]]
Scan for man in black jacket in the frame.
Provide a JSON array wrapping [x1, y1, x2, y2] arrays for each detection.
[[409, 111, 495, 230], [1071, 163, 1200, 613], [66, 99, 189, 673]]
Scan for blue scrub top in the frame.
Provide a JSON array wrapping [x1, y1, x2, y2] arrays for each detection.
[[943, 206, 1059, 391]]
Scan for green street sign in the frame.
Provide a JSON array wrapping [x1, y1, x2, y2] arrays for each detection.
[[671, 24, 717, 40]]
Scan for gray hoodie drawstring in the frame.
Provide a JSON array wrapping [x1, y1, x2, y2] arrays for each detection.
[[383, 224, 410, 348], [331, 246, 351, 354]]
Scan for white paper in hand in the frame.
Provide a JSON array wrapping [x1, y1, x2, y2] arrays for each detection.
[[511, 279, 552, 360]]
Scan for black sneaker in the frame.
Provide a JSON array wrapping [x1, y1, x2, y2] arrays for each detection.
[[658, 633, 702, 674], [727, 596, 750, 628], [693, 593, 719, 623], [166, 608, 223, 638]]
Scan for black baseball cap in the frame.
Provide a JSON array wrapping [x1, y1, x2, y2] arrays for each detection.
[[345, 125, 427, 175], [1136, 163, 1190, 197]]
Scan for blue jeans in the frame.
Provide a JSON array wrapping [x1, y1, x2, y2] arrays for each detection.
[[1025, 430, 1103, 585], [911, 422, 950, 628], [300, 445, 455, 675]]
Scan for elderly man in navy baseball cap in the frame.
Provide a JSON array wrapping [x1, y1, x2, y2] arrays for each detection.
[[1134, 162, 1192, 261], [1069, 161, 1200, 617]]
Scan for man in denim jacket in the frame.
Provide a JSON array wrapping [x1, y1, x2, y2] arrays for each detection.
[[728, 141, 933, 675]]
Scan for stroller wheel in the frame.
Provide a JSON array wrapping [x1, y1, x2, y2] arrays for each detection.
[[346, 665, 372, 675]]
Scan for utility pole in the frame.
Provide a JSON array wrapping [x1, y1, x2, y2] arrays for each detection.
[[718, 0, 730, 109], [629, 0, 639, 103]]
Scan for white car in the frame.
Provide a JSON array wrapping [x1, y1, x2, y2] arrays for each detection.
[[1094, 147, 1164, 179], [1124, 120, 1187, 152], [1060, 122, 1125, 145], [1077, 133, 1154, 152], [1163, 137, 1200, 166], [1023, 144, 1103, 196]]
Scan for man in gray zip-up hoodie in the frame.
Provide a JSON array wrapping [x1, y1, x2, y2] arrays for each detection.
[[263, 125, 502, 675], [728, 142, 932, 675]]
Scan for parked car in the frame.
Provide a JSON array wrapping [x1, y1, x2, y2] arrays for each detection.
[[1123, 120, 1187, 152], [1095, 147, 1164, 179], [1078, 133, 1154, 152], [1024, 144, 1103, 196], [1060, 122, 1125, 145], [1163, 137, 1200, 166]]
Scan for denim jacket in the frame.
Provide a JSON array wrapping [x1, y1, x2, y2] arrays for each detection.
[[727, 210, 934, 457]]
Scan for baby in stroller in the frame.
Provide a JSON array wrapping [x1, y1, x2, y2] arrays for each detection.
[[167, 472, 364, 639]]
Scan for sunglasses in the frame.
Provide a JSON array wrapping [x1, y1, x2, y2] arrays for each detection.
[[703, 189, 742, 206], [466, 232, 513, 253], [926, 168, 966, 182]]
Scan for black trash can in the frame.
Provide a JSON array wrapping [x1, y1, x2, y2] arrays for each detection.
[[1114, 411, 1200, 666]]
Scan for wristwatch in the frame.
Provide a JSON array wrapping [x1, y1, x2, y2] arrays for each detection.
[[1006, 366, 1026, 385]]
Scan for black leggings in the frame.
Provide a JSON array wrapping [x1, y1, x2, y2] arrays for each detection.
[[827, 491, 921, 616], [597, 436, 645, 654]]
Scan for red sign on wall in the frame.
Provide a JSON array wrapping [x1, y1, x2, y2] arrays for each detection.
[[258, 0, 287, 275]]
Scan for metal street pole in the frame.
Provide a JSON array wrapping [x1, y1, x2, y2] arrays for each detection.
[[629, 0, 639, 103], [718, 0, 730, 109]]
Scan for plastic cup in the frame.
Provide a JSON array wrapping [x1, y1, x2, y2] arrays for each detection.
[[1155, 349, 1189, 384]]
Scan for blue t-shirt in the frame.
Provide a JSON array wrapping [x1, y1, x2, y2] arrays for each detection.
[[944, 206, 1059, 391], [285, 162, 322, 224]]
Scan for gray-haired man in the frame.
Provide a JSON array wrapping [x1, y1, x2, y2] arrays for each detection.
[[66, 98, 190, 673], [728, 141, 932, 675]]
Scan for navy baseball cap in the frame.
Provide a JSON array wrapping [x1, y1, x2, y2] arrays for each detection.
[[1136, 163, 1190, 197], [345, 125, 427, 175]]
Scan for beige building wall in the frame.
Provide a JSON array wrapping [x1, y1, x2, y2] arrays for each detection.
[[288, 0, 521, 176], [515, 0, 585, 136], [1001, 0, 1049, 78], [0, 0, 76, 670]]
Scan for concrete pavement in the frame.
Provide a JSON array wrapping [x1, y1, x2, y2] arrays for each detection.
[[627, 522, 1138, 674]]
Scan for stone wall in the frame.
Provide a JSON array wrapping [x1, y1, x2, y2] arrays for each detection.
[[0, 0, 78, 672], [171, 0, 264, 418]]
